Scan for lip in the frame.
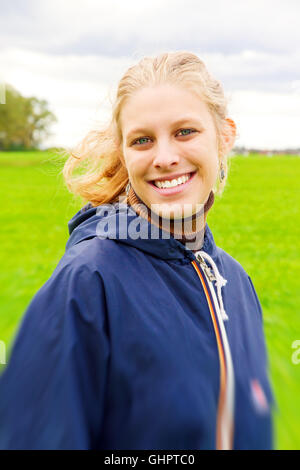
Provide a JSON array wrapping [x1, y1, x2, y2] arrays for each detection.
[[148, 171, 197, 196]]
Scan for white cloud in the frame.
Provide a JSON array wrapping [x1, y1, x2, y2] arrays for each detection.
[[230, 90, 300, 117], [1, 47, 299, 149], [229, 91, 300, 149], [1, 0, 300, 56], [1, 0, 300, 149], [200, 50, 300, 93], [0, 47, 133, 148], [234, 114, 300, 149]]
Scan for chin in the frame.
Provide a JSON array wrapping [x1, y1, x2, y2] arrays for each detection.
[[152, 202, 197, 220]]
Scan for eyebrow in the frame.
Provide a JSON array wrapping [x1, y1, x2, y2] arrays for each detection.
[[126, 117, 203, 141]]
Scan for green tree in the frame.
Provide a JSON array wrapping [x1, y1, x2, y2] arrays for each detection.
[[0, 84, 57, 150]]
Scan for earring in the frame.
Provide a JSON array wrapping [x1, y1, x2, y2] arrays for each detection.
[[219, 163, 225, 182], [125, 181, 131, 196]]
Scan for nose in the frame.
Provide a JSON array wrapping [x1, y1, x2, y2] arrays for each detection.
[[152, 143, 180, 169]]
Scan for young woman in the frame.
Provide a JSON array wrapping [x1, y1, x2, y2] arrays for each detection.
[[0, 51, 274, 450]]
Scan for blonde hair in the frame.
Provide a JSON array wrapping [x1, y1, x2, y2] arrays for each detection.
[[63, 51, 234, 207]]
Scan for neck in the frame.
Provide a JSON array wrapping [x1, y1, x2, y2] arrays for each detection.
[[126, 186, 215, 251]]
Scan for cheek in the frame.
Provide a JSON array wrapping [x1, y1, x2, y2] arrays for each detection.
[[207, 158, 219, 182], [189, 135, 218, 161], [192, 148, 219, 175], [124, 152, 148, 181], [194, 152, 219, 186]]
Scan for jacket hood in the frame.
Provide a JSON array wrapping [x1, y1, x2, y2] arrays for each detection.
[[66, 201, 218, 261]]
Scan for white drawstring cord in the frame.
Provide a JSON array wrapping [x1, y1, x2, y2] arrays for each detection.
[[195, 250, 229, 321], [194, 249, 235, 449]]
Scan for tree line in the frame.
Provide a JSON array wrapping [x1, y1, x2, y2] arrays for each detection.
[[0, 84, 57, 150]]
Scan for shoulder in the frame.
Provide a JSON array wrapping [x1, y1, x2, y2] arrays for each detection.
[[216, 246, 260, 301], [60, 237, 119, 272], [51, 237, 132, 291], [22, 239, 115, 330], [216, 246, 263, 317], [216, 246, 250, 280]]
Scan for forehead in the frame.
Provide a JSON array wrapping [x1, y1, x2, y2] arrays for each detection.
[[120, 84, 212, 136]]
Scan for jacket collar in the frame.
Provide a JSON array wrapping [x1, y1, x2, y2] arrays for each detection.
[[66, 201, 218, 262]]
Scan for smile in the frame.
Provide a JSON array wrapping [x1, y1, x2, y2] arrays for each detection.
[[148, 171, 197, 196]]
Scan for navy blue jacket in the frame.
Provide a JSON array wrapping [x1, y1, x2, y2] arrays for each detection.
[[0, 201, 275, 449]]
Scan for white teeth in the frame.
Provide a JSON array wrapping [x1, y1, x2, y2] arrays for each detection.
[[154, 173, 191, 189]]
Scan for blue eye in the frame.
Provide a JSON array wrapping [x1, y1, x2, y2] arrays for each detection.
[[132, 137, 150, 146], [131, 129, 196, 146], [177, 128, 196, 136]]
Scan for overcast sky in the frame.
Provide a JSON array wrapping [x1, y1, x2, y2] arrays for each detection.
[[1, 0, 299, 149]]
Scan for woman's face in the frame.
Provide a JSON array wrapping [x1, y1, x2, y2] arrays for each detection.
[[120, 83, 222, 218]]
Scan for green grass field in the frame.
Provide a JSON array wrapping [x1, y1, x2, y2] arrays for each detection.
[[0, 150, 299, 449]]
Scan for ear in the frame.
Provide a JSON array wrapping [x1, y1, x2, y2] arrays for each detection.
[[220, 118, 236, 155]]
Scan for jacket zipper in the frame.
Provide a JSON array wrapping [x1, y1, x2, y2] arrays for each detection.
[[191, 252, 235, 450]]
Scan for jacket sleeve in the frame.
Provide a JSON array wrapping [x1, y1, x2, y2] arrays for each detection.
[[0, 261, 110, 449], [247, 275, 276, 410]]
